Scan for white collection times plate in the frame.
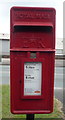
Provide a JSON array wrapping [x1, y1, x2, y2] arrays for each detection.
[[24, 62, 42, 96]]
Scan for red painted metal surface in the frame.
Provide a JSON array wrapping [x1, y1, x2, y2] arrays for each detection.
[[10, 7, 56, 114]]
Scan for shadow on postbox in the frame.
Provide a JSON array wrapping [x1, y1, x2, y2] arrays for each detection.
[[10, 7, 56, 114]]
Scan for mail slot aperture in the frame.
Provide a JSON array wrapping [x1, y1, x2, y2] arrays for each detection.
[[14, 25, 53, 32]]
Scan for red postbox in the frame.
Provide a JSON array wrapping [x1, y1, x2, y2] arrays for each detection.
[[10, 7, 56, 114]]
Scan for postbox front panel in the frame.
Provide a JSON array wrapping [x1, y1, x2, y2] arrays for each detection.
[[10, 7, 56, 114]]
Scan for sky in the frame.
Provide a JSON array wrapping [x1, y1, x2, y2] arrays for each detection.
[[0, 0, 64, 38]]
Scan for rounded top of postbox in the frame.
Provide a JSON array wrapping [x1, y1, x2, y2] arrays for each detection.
[[10, 6, 56, 12], [10, 7, 56, 25]]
